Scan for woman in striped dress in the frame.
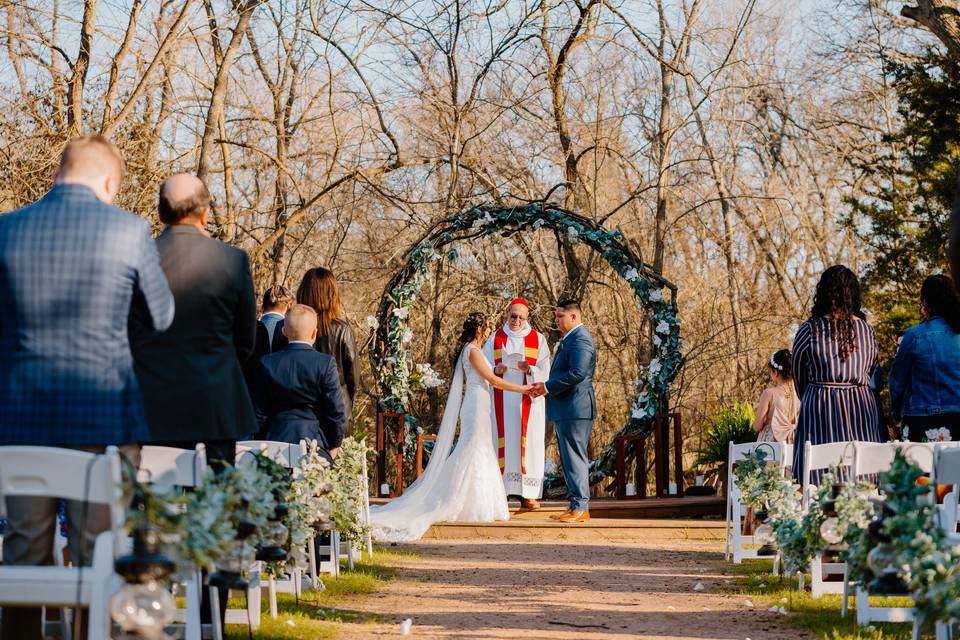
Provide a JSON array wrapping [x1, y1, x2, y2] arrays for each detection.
[[791, 265, 883, 480]]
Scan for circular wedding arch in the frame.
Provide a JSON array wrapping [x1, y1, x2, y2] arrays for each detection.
[[369, 203, 684, 485]]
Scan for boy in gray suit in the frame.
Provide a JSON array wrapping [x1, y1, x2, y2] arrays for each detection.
[[530, 298, 596, 523]]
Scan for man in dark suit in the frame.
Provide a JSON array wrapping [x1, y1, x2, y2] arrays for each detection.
[[256, 304, 346, 463], [530, 298, 597, 523], [130, 174, 257, 631], [0, 136, 175, 640], [131, 173, 258, 460]]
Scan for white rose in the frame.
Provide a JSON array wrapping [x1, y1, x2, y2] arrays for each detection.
[[567, 226, 579, 240], [365, 316, 379, 330], [384, 357, 397, 366], [649, 358, 662, 375], [533, 219, 546, 229], [649, 289, 663, 302], [401, 328, 414, 343], [624, 267, 639, 282], [631, 406, 646, 420], [653, 334, 662, 347], [393, 307, 410, 319], [655, 320, 670, 334]]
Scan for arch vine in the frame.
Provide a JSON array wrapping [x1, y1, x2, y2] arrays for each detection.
[[367, 203, 683, 484]]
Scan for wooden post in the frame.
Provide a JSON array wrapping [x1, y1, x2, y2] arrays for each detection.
[[415, 435, 436, 478], [671, 412, 684, 497], [614, 433, 648, 500], [376, 411, 404, 497]]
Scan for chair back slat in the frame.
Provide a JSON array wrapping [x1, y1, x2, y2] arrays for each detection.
[[854, 442, 935, 477], [236, 440, 309, 470], [0, 446, 121, 504], [137, 444, 207, 488], [934, 446, 960, 485], [0, 446, 125, 533]]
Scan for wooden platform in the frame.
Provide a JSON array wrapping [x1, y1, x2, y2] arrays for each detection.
[[422, 517, 724, 542], [371, 495, 724, 520], [371, 495, 726, 542]]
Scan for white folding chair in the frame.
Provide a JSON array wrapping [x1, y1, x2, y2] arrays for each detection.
[[236, 440, 310, 620], [917, 446, 960, 640], [0, 446, 125, 640], [851, 442, 940, 626], [138, 444, 207, 640], [802, 441, 856, 510], [725, 441, 789, 564]]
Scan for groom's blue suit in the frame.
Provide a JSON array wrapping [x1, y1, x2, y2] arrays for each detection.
[[544, 324, 596, 512]]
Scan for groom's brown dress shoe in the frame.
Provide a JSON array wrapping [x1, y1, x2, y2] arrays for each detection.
[[558, 510, 590, 523], [521, 498, 540, 510], [550, 509, 574, 521]]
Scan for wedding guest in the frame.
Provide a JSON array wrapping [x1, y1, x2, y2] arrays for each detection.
[[0, 136, 174, 640], [273, 267, 357, 435], [888, 274, 960, 442], [260, 285, 292, 347], [791, 265, 883, 480], [753, 349, 799, 443], [129, 174, 257, 632], [256, 304, 346, 463], [243, 285, 293, 418]]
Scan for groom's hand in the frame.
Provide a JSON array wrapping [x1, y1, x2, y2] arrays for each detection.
[[528, 382, 545, 397], [493, 364, 507, 376]]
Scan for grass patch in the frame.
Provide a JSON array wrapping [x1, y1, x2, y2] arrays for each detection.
[[727, 559, 916, 639], [221, 546, 413, 639]]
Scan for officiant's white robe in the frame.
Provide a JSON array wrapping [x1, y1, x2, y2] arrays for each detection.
[[482, 324, 551, 498]]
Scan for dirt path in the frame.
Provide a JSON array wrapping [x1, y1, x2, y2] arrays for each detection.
[[334, 538, 816, 640]]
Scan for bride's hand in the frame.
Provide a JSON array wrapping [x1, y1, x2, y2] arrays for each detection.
[[519, 384, 534, 395]]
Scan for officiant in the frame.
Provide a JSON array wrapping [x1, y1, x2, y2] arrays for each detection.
[[482, 298, 551, 509]]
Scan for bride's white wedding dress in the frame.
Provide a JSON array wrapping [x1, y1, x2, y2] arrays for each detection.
[[370, 343, 510, 541]]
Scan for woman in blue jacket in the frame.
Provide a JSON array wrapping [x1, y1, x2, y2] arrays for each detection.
[[889, 274, 960, 442]]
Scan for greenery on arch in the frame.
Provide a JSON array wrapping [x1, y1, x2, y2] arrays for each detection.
[[367, 203, 683, 483]]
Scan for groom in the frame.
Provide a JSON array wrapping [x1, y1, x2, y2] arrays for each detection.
[[530, 298, 596, 523]]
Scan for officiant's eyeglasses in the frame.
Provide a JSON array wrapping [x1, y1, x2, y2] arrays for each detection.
[[509, 314, 527, 320]]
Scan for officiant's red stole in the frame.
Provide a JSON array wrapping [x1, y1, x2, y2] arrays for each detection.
[[493, 328, 539, 474]]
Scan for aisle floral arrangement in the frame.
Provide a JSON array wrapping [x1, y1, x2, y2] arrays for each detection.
[[734, 447, 960, 630], [322, 436, 374, 546], [140, 440, 336, 578]]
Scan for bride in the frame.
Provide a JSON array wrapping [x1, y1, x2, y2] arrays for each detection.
[[370, 311, 533, 542]]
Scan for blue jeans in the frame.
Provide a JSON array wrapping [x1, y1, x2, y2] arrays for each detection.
[[555, 419, 593, 511]]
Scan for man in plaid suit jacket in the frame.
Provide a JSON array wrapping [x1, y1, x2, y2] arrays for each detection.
[[0, 136, 174, 640]]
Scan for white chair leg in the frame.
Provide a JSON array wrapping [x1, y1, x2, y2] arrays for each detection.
[[347, 541, 355, 571], [247, 567, 261, 630], [268, 574, 277, 619], [797, 572, 804, 592], [208, 586, 223, 640], [88, 535, 113, 640], [725, 494, 732, 561], [308, 535, 319, 589], [332, 531, 341, 577], [841, 576, 850, 618], [184, 570, 201, 640], [773, 553, 780, 576], [293, 566, 302, 598], [856, 587, 869, 626], [913, 618, 922, 640]]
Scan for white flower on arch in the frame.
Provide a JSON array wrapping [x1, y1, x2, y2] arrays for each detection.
[[655, 320, 670, 334], [393, 307, 410, 319], [365, 316, 379, 330], [649, 289, 663, 302], [624, 267, 639, 282]]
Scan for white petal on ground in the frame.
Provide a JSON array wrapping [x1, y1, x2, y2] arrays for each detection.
[[400, 619, 413, 635], [743, 599, 754, 608], [693, 581, 704, 591]]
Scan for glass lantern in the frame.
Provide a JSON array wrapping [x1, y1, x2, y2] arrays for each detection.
[[209, 541, 256, 589], [819, 517, 843, 545], [111, 524, 176, 639], [256, 503, 290, 562], [111, 581, 176, 639]]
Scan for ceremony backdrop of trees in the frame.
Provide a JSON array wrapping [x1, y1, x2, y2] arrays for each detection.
[[0, 0, 957, 485]]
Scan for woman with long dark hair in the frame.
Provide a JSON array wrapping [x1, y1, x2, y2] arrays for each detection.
[[370, 311, 532, 541], [273, 267, 358, 435], [791, 265, 883, 479], [888, 274, 960, 442], [754, 349, 799, 443]]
